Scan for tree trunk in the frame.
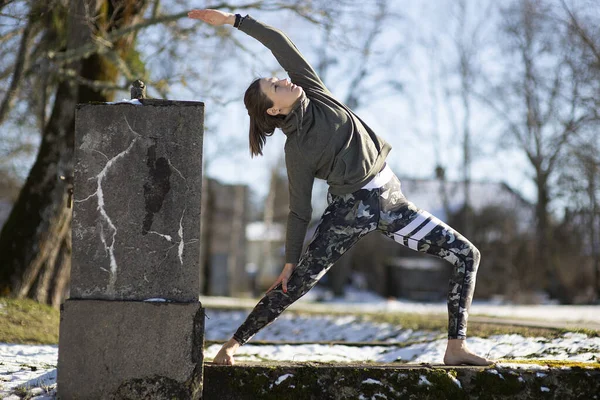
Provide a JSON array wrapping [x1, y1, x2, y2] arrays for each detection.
[[461, 76, 472, 238], [0, 0, 89, 296], [535, 169, 555, 296], [50, 229, 72, 308], [587, 156, 600, 301], [32, 206, 72, 303]]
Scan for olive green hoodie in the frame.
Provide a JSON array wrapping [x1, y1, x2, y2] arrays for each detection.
[[238, 16, 392, 264]]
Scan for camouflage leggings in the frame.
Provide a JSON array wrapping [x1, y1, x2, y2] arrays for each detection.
[[233, 173, 480, 344]]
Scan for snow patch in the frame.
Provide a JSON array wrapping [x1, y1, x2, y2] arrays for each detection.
[[418, 375, 432, 386], [448, 373, 462, 388], [362, 378, 382, 385], [274, 373, 293, 385], [497, 362, 549, 370], [105, 99, 142, 105]]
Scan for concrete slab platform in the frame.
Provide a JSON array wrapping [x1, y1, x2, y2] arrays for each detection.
[[202, 361, 600, 400]]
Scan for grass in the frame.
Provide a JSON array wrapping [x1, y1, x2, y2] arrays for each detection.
[[205, 303, 599, 339], [0, 297, 59, 344], [277, 309, 598, 340], [12, 385, 30, 398], [360, 311, 599, 339], [0, 297, 597, 345]]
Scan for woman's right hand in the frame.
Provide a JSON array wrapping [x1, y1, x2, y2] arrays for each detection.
[[266, 263, 296, 294], [187, 9, 235, 26]]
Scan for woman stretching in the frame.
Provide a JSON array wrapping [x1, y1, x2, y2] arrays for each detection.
[[188, 9, 494, 367]]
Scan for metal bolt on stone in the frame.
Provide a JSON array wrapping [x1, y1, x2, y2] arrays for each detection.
[[60, 175, 74, 208], [130, 79, 146, 100]]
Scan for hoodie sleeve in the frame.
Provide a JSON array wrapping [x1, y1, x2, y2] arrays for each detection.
[[284, 153, 315, 264], [237, 15, 329, 94]]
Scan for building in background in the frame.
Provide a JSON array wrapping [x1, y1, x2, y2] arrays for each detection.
[[200, 178, 249, 297], [245, 221, 286, 296]]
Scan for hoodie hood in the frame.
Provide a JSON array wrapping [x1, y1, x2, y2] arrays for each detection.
[[281, 91, 310, 137]]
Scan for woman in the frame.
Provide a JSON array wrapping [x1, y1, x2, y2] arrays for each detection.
[[188, 9, 494, 367]]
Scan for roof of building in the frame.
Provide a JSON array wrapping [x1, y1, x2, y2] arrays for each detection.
[[397, 178, 533, 223]]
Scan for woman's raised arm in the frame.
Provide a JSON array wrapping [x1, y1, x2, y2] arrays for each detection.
[[188, 9, 235, 26], [188, 9, 329, 94]]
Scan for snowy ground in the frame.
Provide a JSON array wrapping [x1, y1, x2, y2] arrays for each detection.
[[0, 344, 57, 399], [202, 309, 600, 363], [201, 286, 600, 326], [1, 291, 599, 399]]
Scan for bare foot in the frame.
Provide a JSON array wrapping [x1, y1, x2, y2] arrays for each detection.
[[443, 339, 494, 366], [212, 338, 241, 365]]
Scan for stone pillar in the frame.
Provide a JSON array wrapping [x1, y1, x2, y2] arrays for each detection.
[[57, 99, 205, 399]]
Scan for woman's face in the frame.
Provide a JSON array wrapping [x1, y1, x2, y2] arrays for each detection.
[[259, 77, 303, 116]]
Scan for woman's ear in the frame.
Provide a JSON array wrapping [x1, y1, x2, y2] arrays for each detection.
[[267, 107, 279, 116]]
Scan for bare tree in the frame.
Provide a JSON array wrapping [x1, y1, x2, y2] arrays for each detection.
[[478, 0, 589, 297], [554, 0, 600, 300], [445, 0, 494, 237], [343, 0, 389, 110]]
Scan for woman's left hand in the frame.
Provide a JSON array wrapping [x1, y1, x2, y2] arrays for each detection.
[[266, 263, 295, 294], [187, 9, 235, 26]]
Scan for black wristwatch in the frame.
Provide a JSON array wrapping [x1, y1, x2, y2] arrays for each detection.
[[234, 14, 242, 28]]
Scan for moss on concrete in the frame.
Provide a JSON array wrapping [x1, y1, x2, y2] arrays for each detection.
[[112, 376, 189, 400], [498, 359, 600, 369], [203, 362, 600, 400], [112, 373, 206, 400]]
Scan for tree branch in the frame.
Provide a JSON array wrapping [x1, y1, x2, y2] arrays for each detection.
[[472, 89, 528, 151], [47, 1, 333, 65], [104, 48, 134, 81], [0, 0, 18, 11], [57, 67, 128, 92], [560, 0, 600, 65], [0, 26, 24, 44], [547, 114, 589, 171], [344, 0, 387, 109], [0, 142, 36, 164], [0, 12, 36, 126]]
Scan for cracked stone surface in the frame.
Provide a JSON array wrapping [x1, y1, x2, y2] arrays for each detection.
[[71, 101, 204, 302]]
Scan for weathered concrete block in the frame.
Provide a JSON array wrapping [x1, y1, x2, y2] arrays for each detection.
[[57, 299, 204, 399], [202, 361, 600, 400], [71, 100, 204, 301]]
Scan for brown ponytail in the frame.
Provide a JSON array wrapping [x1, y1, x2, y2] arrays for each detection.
[[244, 78, 285, 157]]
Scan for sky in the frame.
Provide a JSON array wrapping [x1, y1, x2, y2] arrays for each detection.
[[177, 0, 540, 211], [3, 0, 580, 217]]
